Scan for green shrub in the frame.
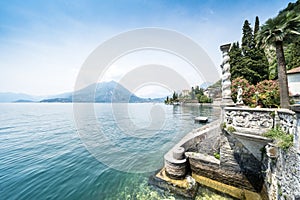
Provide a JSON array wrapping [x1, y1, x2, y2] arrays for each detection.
[[290, 98, 295, 105], [197, 94, 212, 103], [263, 127, 293, 150], [227, 126, 236, 133], [256, 80, 280, 108], [231, 78, 280, 108]]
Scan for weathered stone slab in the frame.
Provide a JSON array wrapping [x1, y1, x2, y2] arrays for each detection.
[[149, 168, 198, 199]]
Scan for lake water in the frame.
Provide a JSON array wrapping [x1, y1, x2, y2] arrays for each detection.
[[0, 103, 231, 200]]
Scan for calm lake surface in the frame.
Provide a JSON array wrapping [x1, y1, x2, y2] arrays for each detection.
[[0, 103, 230, 200]]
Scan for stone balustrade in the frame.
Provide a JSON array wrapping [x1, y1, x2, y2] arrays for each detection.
[[164, 120, 221, 180], [224, 107, 298, 149], [277, 109, 297, 135], [224, 107, 296, 132]]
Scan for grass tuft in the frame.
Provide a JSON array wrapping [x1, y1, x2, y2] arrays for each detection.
[[263, 127, 293, 151]]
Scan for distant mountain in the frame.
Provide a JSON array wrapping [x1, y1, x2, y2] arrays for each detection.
[[47, 92, 72, 99], [208, 79, 221, 89], [13, 99, 35, 103], [0, 92, 72, 103], [39, 92, 73, 103], [40, 81, 164, 103], [72, 81, 149, 103], [40, 98, 72, 103], [0, 81, 165, 103], [0, 92, 39, 102]]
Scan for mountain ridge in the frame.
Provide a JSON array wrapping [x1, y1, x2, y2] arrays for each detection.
[[1, 81, 165, 103]]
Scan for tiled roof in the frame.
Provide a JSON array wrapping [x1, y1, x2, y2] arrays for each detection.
[[287, 66, 300, 74]]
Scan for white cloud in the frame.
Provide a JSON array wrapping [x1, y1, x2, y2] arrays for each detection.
[[134, 84, 172, 98], [100, 49, 212, 96]]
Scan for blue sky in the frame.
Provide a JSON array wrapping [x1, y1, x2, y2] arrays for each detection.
[[0, 0, 296, 97]]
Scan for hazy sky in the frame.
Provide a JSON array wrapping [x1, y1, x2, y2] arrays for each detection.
[[0, 0, 295, 97]]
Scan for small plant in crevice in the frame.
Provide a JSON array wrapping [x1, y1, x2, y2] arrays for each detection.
[[278, 183, 282, 196], [270, 111, 275, 118], [227, 126, 236, 133], [260, 146, 266, 154], [220, 122, 226, 130], [214, 152, 220, 160], [271, 158, 277, 165], [263, 127, 293, 151]]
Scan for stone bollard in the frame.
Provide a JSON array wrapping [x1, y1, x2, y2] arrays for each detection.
[[165, 147, 187, 180], [173, 147, 185, 160]]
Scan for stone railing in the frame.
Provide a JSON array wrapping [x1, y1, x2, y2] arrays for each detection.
[[164, 120, 221, 179], [277, 109, 297, 135], [224, 107, 274, 135], [224, 107, 297, 135]]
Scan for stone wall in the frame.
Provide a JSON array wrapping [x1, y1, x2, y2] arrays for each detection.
[[164, 120, 221, 180], [263, 147, 300, 200], [223, 107, 300, 199], [162, 107, 300, 199], [220, 132, 264, 192], [186, 131, 264, 192], [277, 148, 300, 200], [263, 112, 300, 200], [164, 115, 265, 193]]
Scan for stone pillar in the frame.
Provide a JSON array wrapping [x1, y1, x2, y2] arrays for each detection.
[[165, 147, 187, 180], [220, 44, 235, 107]]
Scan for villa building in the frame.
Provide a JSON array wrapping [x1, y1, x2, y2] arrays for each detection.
[[287, 66, 300, 100], [181, 89, 190, 97]]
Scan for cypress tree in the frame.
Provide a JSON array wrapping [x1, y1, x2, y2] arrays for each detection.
[[230, 18, 269, 84], [241, 20, 255, 56], [229, 42, 243, 80], [254, 16, 260, 37]]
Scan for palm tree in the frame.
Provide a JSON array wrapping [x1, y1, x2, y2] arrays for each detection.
[[256, 11, 300, 109]]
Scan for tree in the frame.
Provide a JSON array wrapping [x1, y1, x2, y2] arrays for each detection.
[[256, 11, 300, 108], [191, 87, 195, 100], [242, 20, 255, 56], [254, 16, 260, 37], [229, 42, 243, 80], [272, 0, 300, 71], [242, 19, 269, 84], [230, 19, 269, 85], [194, 86, 201, 95], [172, 91, 178, 102], [198, 95, 212, 103], [285, 37, 300, 70]]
